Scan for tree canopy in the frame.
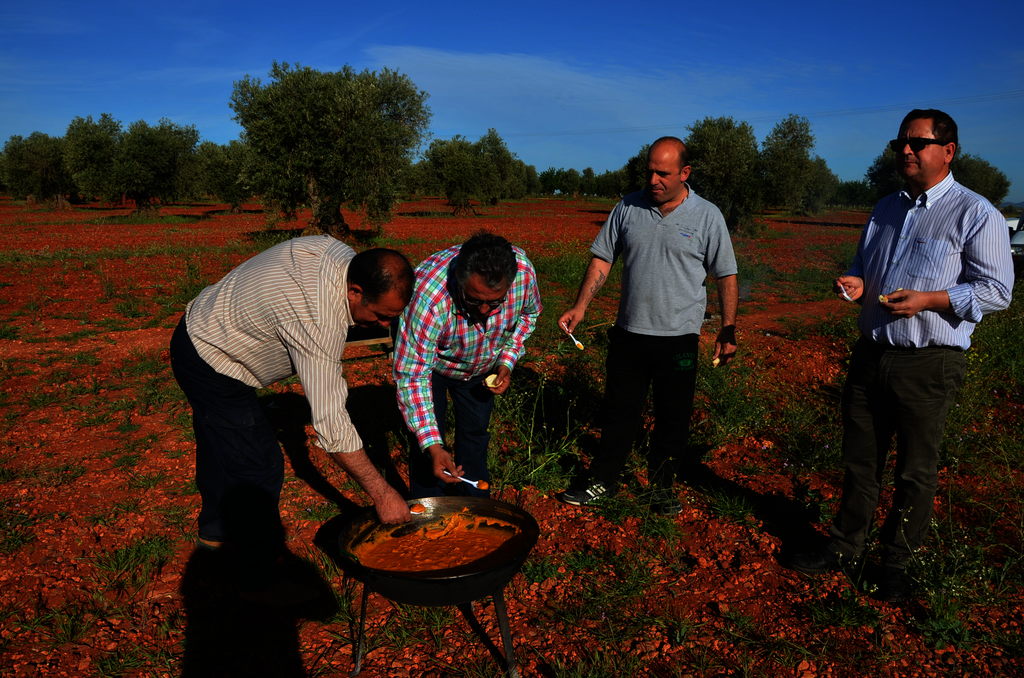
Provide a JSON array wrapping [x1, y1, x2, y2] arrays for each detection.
[[230, 62, 430, 234], [117, 119, 199, 210], [1, 132, 75, 205], [686, 117, 761, 229], [952, 153, 1010, 205], [63, 113, 121, 202], [63, 114, 198, 210], [759, 114, 816, 212], [195, 140, 253, 212], [420, 129, 532, 212]]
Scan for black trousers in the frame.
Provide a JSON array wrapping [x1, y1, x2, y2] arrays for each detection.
[[830, 338, 966, 567], [169, 317, 285, 543], [588, 327, 699, 490]]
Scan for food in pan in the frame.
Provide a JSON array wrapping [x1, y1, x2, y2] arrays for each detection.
[[352, 508, 519, 571]]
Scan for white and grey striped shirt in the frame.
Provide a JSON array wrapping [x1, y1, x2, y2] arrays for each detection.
[[185, 235, 363, 453], [848, 172, 1014, 349]]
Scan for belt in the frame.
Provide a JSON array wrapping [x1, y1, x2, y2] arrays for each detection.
[[860, 338, 963, 353]]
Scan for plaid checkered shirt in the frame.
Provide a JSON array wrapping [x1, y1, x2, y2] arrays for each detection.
[[394, 244, 542, 450]]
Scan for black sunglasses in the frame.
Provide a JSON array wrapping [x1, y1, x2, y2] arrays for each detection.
[[889, 137, 946, 154]]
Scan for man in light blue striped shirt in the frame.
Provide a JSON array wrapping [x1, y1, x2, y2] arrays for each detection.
[[790, 109, 1014, 602]]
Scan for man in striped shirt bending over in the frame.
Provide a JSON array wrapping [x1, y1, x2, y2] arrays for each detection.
[[790, 109, 1014, 602], [394, 231, 541, 498], [170, 236, 416, 551]]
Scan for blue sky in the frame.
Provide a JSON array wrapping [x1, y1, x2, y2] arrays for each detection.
[[3, 1, 1023, 201]]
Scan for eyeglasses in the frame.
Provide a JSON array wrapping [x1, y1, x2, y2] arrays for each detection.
[[462, 293, 506, 309], [888, 137, 946, 154]]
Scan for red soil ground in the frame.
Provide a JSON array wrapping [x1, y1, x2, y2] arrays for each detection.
[[0, 197, 1019, 677]]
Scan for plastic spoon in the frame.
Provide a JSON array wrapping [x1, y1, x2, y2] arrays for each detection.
[[443, 470, 489, 490], [560, 322, 585, 350]]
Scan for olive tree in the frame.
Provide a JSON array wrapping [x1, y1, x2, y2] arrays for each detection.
[[475, 129, 529, 203], [424, 135, 483, 214], [116, 119, 199, 210], [230, 62, 430, 235], [831, 180, 876, 208], [64, 113, 121, 201], [1, 132, 76, 205], [952, 153, 1010, 205], [423, 129, 533, 211], [685, 116, 762, 229], [865, 147, 903, 200], [196, 140, 253, 211], [64, 113, 198, 210], [760, 114, 815, 212], [799, 156, 840, 214]]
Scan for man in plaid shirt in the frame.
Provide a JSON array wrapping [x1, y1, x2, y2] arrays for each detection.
[[394, 231, 542, 498]]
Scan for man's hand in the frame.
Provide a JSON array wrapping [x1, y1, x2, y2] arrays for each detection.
[[835, 275, 863, 302], [484, 365, 512, 395], [558, 308, 585, 334], [326, 448, 410, 523], [427, 444, 463, 483], [374, 485, 413, 524], [713, 324, 737, 367], [879, 288, 950, 317]]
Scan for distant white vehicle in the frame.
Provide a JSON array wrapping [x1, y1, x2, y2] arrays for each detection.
[[1011, 226, 1024, 278], [1010, 215, 1024, 277]]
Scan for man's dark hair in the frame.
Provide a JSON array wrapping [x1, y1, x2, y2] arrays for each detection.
[[349, 248, 414, 303], [451, 231, 517, 289], [900, 109, 959, 148], [648, 136, 689, 169]]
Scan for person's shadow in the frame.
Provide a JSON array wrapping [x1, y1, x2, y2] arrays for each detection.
[[181, 384, 404, 678], [666, 448, 828, 562], [179, 484, 339, 677]]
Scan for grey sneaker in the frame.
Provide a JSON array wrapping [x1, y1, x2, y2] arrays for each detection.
[[560, 482, 610, 506]]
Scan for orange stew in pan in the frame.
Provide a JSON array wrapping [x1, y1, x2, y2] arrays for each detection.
[[353, 509, 519, 572]]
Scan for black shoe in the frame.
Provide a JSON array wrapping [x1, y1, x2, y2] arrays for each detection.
[[789, 547, 846, 575], [653, 497, 683, 516], [875, 567, 914, 603], [560, 481, 611, 507]]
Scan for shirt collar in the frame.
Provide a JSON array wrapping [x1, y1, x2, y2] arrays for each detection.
[[899, 171, 954, 209]]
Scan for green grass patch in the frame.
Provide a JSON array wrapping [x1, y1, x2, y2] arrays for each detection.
[[88, 213, 199, 225], [93, 535, 175, 592], [0, 500, 36, 553]]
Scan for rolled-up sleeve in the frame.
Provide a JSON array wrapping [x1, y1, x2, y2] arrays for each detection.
[[947, 207, 1014, 322]]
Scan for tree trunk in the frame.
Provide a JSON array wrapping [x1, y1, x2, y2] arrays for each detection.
[[306, 177, 349, 238]]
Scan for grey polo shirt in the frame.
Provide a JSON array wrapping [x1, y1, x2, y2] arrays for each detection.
[[591, 188, 737, 336]]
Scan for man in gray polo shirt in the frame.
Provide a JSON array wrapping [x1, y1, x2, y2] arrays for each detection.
[[558, 136, 738, 515]]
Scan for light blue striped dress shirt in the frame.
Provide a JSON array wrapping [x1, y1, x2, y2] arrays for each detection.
[[847, 172, 1014, 349]]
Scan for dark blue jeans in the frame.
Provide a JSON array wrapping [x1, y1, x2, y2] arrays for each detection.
[[830, 338, 966, 568], [170, 317, 284, 543], [408, 372, 494, 499], [588, 327, 700, 490]]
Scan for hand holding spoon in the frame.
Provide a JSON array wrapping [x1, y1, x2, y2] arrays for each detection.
[[560, 322, 584, 350], [443, 470, 489, 490]]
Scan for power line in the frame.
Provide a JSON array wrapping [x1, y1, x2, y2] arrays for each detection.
[[500, 90, 1024, 138]]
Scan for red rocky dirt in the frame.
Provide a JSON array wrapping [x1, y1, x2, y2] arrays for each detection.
[[0, 197, 1020, 676]]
